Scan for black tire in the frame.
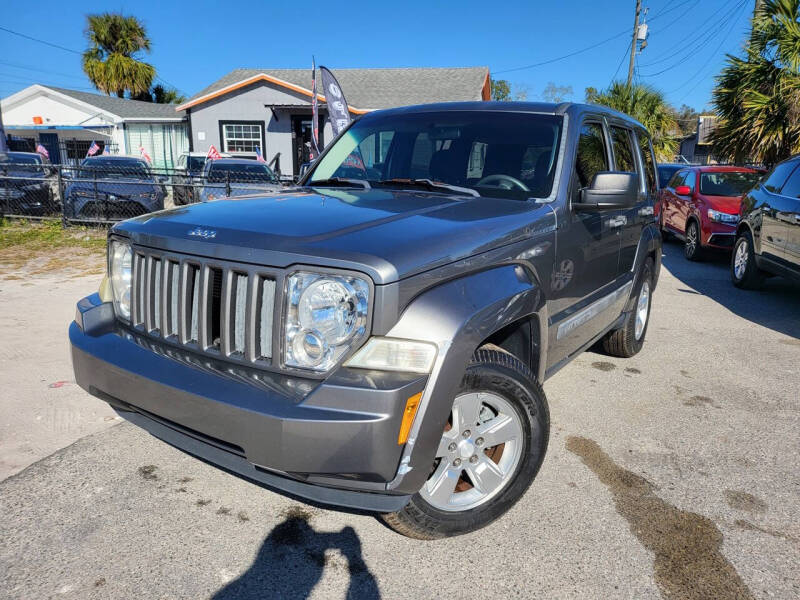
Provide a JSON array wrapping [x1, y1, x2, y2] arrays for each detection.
[[684, 219, 704, 261], [731, 231, 764, 290], [382, 346, 549, 539], [601, 257, 654, 358]]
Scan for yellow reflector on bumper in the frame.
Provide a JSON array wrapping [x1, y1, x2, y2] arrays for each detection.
[[398, 392, 423, 445]]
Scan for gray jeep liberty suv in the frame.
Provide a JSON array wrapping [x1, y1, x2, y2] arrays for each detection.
[[70, 102, 661, 539]]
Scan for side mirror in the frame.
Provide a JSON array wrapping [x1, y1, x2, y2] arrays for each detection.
[[575, 171, 639, 210], [675, 185, 691, 196]]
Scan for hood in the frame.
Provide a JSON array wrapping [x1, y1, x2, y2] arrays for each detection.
[[700, 194, 743, 214], [115, 187, 551, 284]]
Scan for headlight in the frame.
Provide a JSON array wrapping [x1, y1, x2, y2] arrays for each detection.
[[707, 208, 738, 224], [109, 240, 132, 321], [345, 338, 437, 374], [284, 271, 369, 372]]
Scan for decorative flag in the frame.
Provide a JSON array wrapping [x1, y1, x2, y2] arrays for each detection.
[[207, 145, 222, 161], [86, 141, 101, 157], [0, 104, 8, 154], [311, 57, 320, 155], [319, 66, 351, 137], [255, 146, 266, 164], [139, 146, 151, 164], [35, 143, 50, 160]]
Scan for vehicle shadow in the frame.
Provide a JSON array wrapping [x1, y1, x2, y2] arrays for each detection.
[[212, 514, 381, 600], [660, 238, 800, 339]]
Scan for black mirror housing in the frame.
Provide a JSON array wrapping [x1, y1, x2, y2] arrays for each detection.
[[575, 171, 639, 210]]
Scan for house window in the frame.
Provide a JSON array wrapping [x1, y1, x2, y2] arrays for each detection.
[[221, 122, 264, 154]]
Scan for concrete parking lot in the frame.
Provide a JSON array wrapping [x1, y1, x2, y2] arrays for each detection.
[[0, 240, 798, 600]]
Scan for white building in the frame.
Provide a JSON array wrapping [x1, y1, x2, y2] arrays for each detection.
[[0, 85, 188, 167]]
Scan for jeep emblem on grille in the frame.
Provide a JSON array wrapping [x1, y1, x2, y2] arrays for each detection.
[[188, 228, 217, 239]]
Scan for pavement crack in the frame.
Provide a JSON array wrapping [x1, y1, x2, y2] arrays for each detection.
[[566, 435, 754, 600]]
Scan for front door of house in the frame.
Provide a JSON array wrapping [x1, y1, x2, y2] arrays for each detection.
[[291, 115, 324, 177], [38, 133, 61, 165]]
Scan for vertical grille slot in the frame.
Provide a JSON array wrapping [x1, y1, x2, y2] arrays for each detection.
[[164, 261, 180, 338], [208, 268, 223, 350], [258, 278, 276, 359], [150, 257, 162, 334], [187, 265, 200, 343], [232, 273, 248, 355], [134, 253, 146, 326]]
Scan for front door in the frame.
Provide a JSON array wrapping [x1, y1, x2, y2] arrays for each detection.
[[38, 133, 61, 165], [547, 119, 622, 369], [774, 162, 800, 269]]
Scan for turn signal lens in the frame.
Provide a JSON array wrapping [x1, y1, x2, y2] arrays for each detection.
[[345, 338, 437, 373], [398, 392, 423, 445]]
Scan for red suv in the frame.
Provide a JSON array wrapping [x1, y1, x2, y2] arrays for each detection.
[[659, 166, 762, 260]]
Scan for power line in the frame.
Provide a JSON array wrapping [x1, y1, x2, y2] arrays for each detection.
[[611, 39, 633, 84], [0, 59, 87, 82], [492, 0, 697, 75]]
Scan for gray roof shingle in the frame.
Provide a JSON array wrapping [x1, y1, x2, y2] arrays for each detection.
[[186, 67, 489, 110], [45, 86, 186, 120]]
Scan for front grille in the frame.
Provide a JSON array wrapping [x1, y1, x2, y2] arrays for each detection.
[[130, 248, 278, 366]]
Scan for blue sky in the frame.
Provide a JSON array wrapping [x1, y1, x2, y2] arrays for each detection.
[[0, 0, 755, 111]]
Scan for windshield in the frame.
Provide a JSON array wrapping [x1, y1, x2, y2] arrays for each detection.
[[699, 171, 761, 196], [308, 111, 564, 200], [79, 159, 151, 180], [207, 162, 278, 183], [658, 165, 682, 189], [187, 156, 206, 171], [0, 153, 41, 165]]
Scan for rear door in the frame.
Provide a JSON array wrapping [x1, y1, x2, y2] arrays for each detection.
[[662, 169, 687, 230], [674, 169, 696, 234], [759, 161, 798, 261]]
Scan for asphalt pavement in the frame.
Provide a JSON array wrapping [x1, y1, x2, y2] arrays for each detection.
[[1, 240, 798, 600]]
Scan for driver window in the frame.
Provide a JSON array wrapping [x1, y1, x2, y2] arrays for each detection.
[[574, 122, 609, 199]]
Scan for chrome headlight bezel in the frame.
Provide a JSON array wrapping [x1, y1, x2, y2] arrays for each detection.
[[108, 238, 132, 322], [283, 269, 372, 373]]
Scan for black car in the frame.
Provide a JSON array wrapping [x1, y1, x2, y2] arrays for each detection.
[[64, 155, 166, 220], [0, 151, 56, 216], [732, 155, 800, 288], [172, 152, 217, 205], [71, 102, 662, 539]]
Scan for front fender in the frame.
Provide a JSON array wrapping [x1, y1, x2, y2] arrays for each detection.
[[384, 264, 543, 495]]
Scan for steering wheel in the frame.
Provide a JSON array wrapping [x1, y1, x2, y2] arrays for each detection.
[[476, 174, 530, 191]]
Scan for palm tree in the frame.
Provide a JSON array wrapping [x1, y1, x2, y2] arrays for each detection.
[[711, 0, 800, 166], [152, 85, 186, 105], [586, 82, 678, 161], [82, 13, 155, 98]]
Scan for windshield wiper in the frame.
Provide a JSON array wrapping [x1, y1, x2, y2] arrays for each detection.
[[375, 178, 480, 197], [308, 177, 371, 190]]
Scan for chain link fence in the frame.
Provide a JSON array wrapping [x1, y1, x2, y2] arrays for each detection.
[[0, 155, 288, 226]]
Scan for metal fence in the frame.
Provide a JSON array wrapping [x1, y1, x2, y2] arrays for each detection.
[[0, 161, 289, 226]]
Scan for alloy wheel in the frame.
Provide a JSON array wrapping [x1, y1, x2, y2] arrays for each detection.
[[734, 238, 748, 280], [420, 392, 524, 512], [635, 280, 650, 340], [685, 222, 698, 257]]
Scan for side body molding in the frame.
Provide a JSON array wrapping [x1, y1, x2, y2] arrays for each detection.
[[384, 264, 543, 494]]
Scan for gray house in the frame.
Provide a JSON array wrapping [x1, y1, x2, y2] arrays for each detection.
[[177, 67, 491, 177]]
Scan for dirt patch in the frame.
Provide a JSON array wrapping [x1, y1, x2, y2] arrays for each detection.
[[566, 436, 753, 600], [196, 499, 211, 507], [137, 465, 158, 481], [592, 361, 617, 372], [237, 511, 250, 522], [281, 505, 316, 521], [734, 519, 798, 543], [683, 395, 721, 408], [724, 490, 767, 513], [624, 367, 642, 375], [216, 506, 231, 516]]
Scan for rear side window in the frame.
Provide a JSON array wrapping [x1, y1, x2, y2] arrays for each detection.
[[574, 122, 609, 189], [636, 130, 657, 194], [778, 164, 800, 198], [763, 161, 798, 193], [610, 127, 636, 173]]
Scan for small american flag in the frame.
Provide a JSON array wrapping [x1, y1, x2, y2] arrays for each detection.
[[255, 146, 266, 163], [86, 141, 101, 157], [207, 145, 222, 160], [35, 143, 49, 159], [139, 146, 152, 164]]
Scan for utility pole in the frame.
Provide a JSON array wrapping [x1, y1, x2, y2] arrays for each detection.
[[627, 0, 642, 87]]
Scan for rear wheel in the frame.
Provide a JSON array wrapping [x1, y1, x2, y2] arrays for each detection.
[[382, 347, 549, 539], [731, 231, 764, 289], [684, 220, 704, 261], [601, 257, 654, 358]]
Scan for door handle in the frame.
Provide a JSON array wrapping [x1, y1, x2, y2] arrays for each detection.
[[608, 216, 627, 228]]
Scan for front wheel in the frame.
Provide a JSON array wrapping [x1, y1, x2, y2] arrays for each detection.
[[382, 347, 549, 539], [684, 220, 704, 261], [731, 232, 764, 289]]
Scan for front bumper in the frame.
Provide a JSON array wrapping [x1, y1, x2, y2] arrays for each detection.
[[70, 294, 422, 512], [702, 220, 738, 249]]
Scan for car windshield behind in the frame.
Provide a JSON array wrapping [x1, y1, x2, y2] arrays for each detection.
[[0, 153, 44, 172], [308, 111, 564, 200], [658, 165, 682, 188], [207, 162, 278, 183], [187, 156, 206, 171], [79, 158, 150, 180], [699, 171, 761, 196]]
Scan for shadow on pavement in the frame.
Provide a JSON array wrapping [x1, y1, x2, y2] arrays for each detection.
[[660, 239, 800, 339], [212, 514, 380, 600]]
